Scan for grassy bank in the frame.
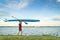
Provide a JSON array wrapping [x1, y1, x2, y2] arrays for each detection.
[[0, 35, 60, 40]]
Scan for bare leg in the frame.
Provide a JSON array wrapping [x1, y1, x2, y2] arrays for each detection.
[[17, 31, 20, 35], [20, 31, 22, 36], [17, 31, 22, 35]]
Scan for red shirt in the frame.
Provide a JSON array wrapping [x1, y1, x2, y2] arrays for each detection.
[[19, 22, 22, 29]]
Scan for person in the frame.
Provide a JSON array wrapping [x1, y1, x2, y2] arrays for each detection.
[[17, 22, 22, 35]]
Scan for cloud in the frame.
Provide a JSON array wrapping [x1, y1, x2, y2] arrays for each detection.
[[52, 15, 60, 21], [0, 0, 34, 17], [57, 0, 60, 2], [3, 0, 33, 9], [53, 18, 60, 21], [0, 11, 9, 17], [41, 15, 60, 21]]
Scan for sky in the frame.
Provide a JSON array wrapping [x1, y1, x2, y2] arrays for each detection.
[[0, 0, 60, 26]]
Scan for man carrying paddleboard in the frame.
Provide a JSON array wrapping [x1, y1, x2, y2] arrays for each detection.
[[17, 22, 22, 35]]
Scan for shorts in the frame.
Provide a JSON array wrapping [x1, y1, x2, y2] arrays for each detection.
[[19, 28, 22, 31]]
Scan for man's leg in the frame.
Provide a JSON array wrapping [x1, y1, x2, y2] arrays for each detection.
[[17, 30, 22, 35], [17, 31, 20, 35], [20, 30, 22, 36]]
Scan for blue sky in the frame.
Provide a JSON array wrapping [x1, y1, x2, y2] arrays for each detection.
[[0, 0, 60, 26], [0, 0, 60, 18]]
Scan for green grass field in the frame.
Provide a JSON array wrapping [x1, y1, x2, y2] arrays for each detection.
[[0, 35, 60, 40]]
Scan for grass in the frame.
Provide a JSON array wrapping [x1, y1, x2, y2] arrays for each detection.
[[0, 35, 60, 40]]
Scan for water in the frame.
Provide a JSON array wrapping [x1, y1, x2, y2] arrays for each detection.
[[0, 26, 60, 36]]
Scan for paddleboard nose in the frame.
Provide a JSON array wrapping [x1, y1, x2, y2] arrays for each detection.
[[38, 20, 40, 22]]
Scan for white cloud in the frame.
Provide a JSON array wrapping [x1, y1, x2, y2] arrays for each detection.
[[40, 15, 60, 22], [52, 15, 60, 21], [0, 11, 9, 17], [5, 0, 33, 9], [0, 0, 34, 17], [49, 0, 60, 2], [44, 15, 60, 21], [57, 0, 60, 2]]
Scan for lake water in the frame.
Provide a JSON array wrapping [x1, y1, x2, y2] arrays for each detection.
[[0, 26, 60, 36]]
